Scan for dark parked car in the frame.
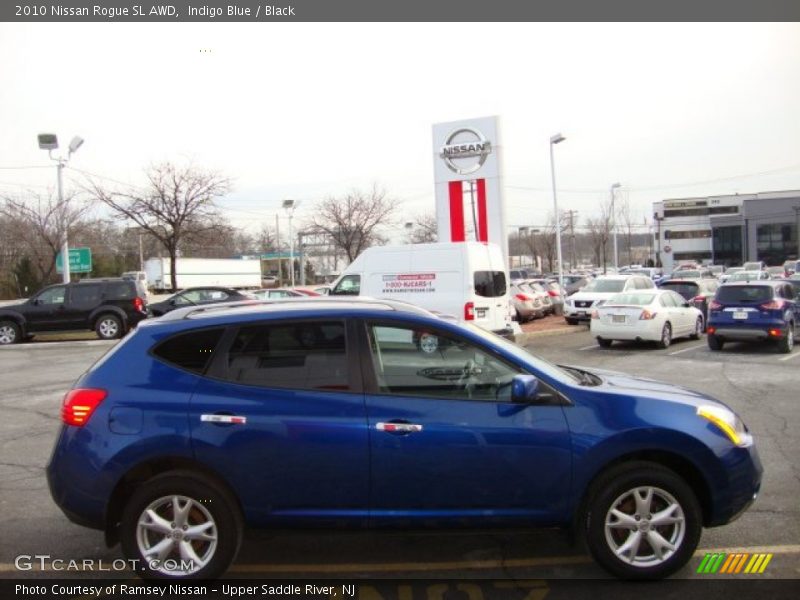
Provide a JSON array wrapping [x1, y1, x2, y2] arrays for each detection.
[[658, 278, 719, 327], [707, 281, 798, 353], [48, 298, 761, 580], [148, 287, 253, 317], [0, 278, 148, 344]]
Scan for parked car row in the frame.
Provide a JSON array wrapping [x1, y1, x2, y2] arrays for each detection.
[[0, 279, 326, 344]]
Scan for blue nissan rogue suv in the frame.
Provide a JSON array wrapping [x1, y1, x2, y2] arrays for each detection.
[[48, 298, 762, 580]]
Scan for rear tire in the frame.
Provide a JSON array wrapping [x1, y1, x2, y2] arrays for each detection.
[[583, 461, 702, 580], [657, 323, 672, 349], [565, 317, 578, 325], [597, 338, 613, 348], [689, 317, 703, 340], [777, 325, 794, 354], [707, 334, 724, 351], [0, 320, 20, 345], [120, 472, 242, 580], [95, 314, 123, 340]]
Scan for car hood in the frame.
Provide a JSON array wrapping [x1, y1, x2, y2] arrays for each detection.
[[0, 301, 28, 312], [566, 364, 727, 410]]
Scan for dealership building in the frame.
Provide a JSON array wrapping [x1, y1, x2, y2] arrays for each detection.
[[653, 190, 800, 272]]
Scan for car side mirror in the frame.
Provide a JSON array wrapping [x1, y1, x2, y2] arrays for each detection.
[[31, 298, 40, 306], [511, 374, 540, 403], [683, 302, 690, 308], [169, 299, 176, 306]]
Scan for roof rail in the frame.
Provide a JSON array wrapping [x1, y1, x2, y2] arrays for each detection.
[[157, 296, 434, 322]]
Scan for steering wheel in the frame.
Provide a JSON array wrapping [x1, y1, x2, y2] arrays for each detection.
[[456, 359, 477, 398]]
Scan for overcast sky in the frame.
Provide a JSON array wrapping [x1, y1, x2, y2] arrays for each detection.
[[2, 22, 799, 238]]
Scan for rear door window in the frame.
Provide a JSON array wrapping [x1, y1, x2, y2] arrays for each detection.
[[474, 271, 507, 297], [69, 284, 102, 306], [225, 321, 350, 391]]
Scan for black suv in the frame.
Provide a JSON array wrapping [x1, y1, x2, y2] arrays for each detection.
[[0, 278, 148, 344]]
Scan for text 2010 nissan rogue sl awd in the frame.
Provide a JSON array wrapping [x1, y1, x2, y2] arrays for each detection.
[[48, 298, 762, 580]]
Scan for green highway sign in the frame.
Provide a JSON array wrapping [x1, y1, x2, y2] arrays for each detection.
[[56, 247, 92, 274]]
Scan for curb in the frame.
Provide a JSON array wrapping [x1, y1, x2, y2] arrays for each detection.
[[516, 324, 589, 346], [0, 339, 116, 350]]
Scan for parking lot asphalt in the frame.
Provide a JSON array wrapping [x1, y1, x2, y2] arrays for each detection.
[[0, 334, 798, 587]]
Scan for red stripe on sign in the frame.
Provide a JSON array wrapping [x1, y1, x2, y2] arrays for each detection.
[[476, 178, 488, 243], [448, 181, 465, 242]]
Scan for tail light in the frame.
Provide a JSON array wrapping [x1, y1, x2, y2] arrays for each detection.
[[707, 326, 716, 334], [133, 296, 146, 312], [691, 295, 706, 304], [515, 293, 532, 301], [547, 290, 559, 297], [760, 300, 784, 310], [639, 309, 658, 320], [591, 310, 599, 319], [61, 389, 107, 427], [464, 302, 475, 321], [709, 300, 722, 311], [768, 328, 782, 337]]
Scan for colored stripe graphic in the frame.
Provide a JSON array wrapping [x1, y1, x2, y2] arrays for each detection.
[[476, 178, 488, 243], [448, 181, 465, 242], [698, 552, 773, 575]]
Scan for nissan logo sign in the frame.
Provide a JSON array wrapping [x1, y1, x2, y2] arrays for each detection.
[[439, 127, 492, 175]]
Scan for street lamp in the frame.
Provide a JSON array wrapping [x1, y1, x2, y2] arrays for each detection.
[[282, 199, 296, 287], [610, 183, 621, 271], [38, 133, 84, 284], [549, 133, 566, 288]]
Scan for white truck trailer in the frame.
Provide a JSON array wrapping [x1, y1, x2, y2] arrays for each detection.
[[144, 257, 261, 292]]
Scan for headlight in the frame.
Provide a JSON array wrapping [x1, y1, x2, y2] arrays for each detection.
[[565, 298, 573, 306], [697, 405, 752, 447]]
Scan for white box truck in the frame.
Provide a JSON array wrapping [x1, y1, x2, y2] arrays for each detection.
[[329, 242, 513, 336], [145, 257, 261, 292]]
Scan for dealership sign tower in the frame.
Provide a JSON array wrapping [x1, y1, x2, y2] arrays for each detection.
[[432, 116, 508, 263]]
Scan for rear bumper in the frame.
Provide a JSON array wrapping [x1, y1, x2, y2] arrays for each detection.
[[492, 327, 516, 341], [711, 326, 788, 340]]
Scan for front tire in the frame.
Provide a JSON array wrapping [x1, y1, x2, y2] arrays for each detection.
[[597, 338, 613, 348], [95, 314, 123, 340], [0, 320, 20, 345], [565, 317, 578, 325], [120, 472, 242, 580], [584, 461, 702, 580]]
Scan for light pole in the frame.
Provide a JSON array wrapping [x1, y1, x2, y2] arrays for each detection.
[[38, 133, 84, 284], [405, 221, 414, 243], [282, 199, 296, 287], [549, 133, 566, 288], [531, 228, 540, 272], [610, 183, 621, 271]]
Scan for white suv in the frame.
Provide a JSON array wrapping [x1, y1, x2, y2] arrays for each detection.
[[564, 275, 655, 324]]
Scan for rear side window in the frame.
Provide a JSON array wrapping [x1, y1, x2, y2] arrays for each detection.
[[716, 286, 773, 304], [474, 271, 507, 297], [226, 321, 349, 391], [331, 275, 360, 296], [660, 282, 699, 300], [153, 328, 225, 374]]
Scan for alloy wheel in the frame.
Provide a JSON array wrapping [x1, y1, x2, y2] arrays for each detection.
[[136, 494, 218, 576], [604, 486, 686, 568], [0, 325, 16, 344], [98, 318, 119, 338]]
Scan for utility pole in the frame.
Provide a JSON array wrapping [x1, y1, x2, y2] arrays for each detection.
[[794, 206, 800, 259], [610, 183, 621, 271], [275, 213, 281, 285]]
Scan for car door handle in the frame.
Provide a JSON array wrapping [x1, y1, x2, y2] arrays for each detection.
[[376, 421, 423, 434], [201, 413, 247, 425]]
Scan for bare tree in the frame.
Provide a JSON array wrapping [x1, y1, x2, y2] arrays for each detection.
[[616, 192, 636, 267], [0, 191, 93, 289], [255, 224, 278, 253], [407, 212, 438, 244], [586, 197, 614, 273], [310, 185, 398, 262], [87, 162, 231, 290]]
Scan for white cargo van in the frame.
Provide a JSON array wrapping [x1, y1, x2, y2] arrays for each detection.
[[329, 242, 512, 336]]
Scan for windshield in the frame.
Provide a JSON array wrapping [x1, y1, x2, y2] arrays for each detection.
[[583, 279, 626, 293], [605, 293, 656, 306]]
